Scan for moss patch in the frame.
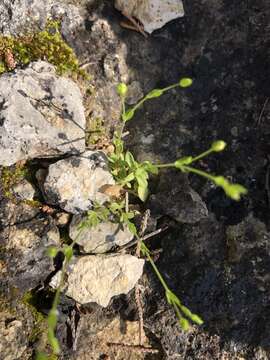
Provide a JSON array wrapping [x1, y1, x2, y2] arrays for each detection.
[[1, 164, 29, 199], [86, 117, 107, 146], [0, 20, 87, 77]]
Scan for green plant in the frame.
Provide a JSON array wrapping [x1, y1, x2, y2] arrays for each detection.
[[110, 80, 247, 202], [39, 78, 247, 358], [0, 21, 87, 77]]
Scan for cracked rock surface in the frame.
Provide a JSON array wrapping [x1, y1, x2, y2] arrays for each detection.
[[43, 151, 115, 214], [70, 215, 134, 253], [50, 254, 145, 307], [0, 61, 85, 166]]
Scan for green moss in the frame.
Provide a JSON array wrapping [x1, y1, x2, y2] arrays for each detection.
[[22, 291, 46, 324], [86, 117, 107, 145], [1, 165, 29, 199], [0, 20, 88, 78]]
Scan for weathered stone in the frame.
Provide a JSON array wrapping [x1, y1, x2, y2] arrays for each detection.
[[69, 215, 134, 253], [43, 151, 115, 214], [149, 171, 208, 223], [11, 179, 36, 201], [126, 81, 144, 105], [73, 317, 151, 360], [115, 0, 184, 34], [0, 305, 34, 360], [55, 212, 71, 227], [0, 199, 39, 229], [0, 0, 88, 37], [1, 216, 60, 292], [0, 61, 85, 166], [50, 254, 145, 306]]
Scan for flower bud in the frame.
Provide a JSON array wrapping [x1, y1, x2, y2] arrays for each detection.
[[179, 78, 193, 88], [211, 140, 226, 152], [117, 83, 128, 97]]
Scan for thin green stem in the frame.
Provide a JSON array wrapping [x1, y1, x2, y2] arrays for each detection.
[[130, 82, 179, 114], [161, 82, 179, 92], [190, 148, 213, 163], [181, 165, 216, 182], [140, 241, 169, 292], [156, 163, 175, 169]]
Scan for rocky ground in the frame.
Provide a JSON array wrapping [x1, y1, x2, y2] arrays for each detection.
[[1, 0, 270, 359]]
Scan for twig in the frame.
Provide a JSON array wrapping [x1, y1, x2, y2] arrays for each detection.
[[265, 155, 270, 207], [119, 226, 168, 252], [135, 210, 150, 344], [107, 342, 159, 354], [257, 97, 269, 126]]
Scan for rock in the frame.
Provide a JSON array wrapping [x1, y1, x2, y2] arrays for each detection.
[[0, 305, 34, 360], [42, 151, 114, 214], [114, 0, 184, 34], [50, 254, 145, 306], [0, 61, 85, 166], [11, 179, 36, 201], [0, 0, 87, 37], [69, 215, 134, 253], [73, 317, 152, 360], [0, 199, 40, 229], [55, 212, 71, 227], [126, 81, 144, 105], [1, 216, 60, 292], [149, 171, 208, 223], [0, 0, 51, 35]]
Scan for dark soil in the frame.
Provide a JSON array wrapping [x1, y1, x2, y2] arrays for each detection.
[[89, 0, 270, 358]]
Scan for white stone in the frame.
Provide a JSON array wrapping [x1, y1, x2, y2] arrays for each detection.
[[70, 215, 134, 253], [50, 254, 145, 306], [0, 61, 85, 166], [43, 151, 115, 214], [115, 0, 184, 34]]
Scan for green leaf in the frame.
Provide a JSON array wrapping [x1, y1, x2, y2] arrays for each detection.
[[174, 156, 193, 168], [35, 352, 48, 360], [47, 246, 58, 258], [146, 89, 164, 99], [127, 221, 137, 235], [190, 313, 204, 325], [143, 161, 159, 175], [122, 109, 135, 122], [138, 184, 149, 202], [135, 167, 149, 180], [179, 317, 190, 331], [63, 246, 73, 261], [125, 151, 135, 167]]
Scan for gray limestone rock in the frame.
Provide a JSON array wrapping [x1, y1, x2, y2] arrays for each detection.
[[11, 179, 36, 201], [43, 151, 115, 214], [1, 216, 60, 292], [50, 254, 145, 306], [69, 215, 134, 253], [0, 61, 85, 166]]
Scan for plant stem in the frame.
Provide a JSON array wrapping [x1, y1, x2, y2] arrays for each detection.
[[181, 165, 216, 182], [190, 148, 213, 163], [156, 163, 175, 168], [140, 242, 169, 292]]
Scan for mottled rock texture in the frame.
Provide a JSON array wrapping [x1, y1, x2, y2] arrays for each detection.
[[50, 254, 145, 306], [114, 0, 184, 34], [0, 61, 85, 166], [70, 215, 134, 253], [43, 151, 114, 214]]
